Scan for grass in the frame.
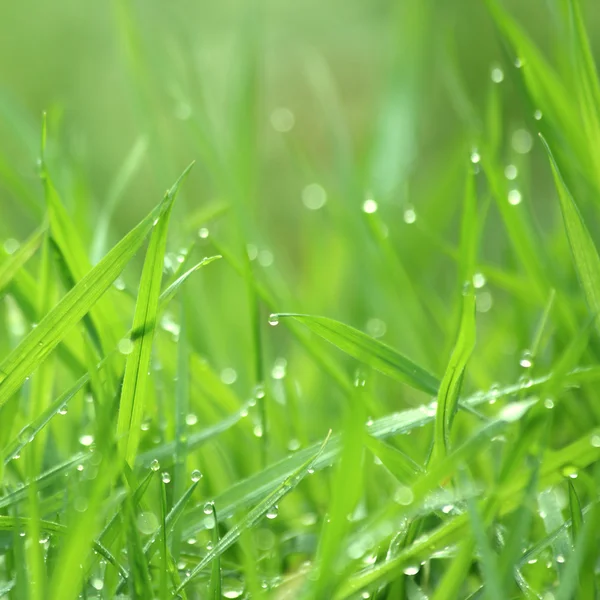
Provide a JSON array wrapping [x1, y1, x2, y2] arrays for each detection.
[[1, 0, 600, 598]]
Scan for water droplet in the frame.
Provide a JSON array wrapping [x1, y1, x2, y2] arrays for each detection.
[[476, 290, 493, 313], [544, 398, 554, 409], [203, 502, 214, 515], [271, 357, 287, 380], [362, 198, 378, 214], [508, 189, 522, 205], [512, 129, 533, 154], [153, 218, 159, 226], [187, 537, 197, 545], [266, 505, 279, 519], [287, 438, 301, 451], [366, 317, 386, 338], [462, 280, 474, 296], [18, 426, 35, 445], [118, 338, 134, 355], [254, 383, 266, 399], [150, 459, 160, 472], [470, 150, 481, 164], [393, 486, 414, 506], [268, 314, 279, 326], [591, 434, 600, 447], [258, 249, 274, 267], [515, 57, 524, 68], [403, 564, 421, 576], [270, 107, 295, 132], [534, 109, 543, 120], [561, 465, 578, 479], [161, 472, 171, 483], [403, 206, 417, 224], [3, 239, 20, 255], [198, 227, 209, 239], [472, 272, 486, 289], [137, 511, 159, 535], [504, 164, 518, 181], [220, 368, 237, 385], [160, 314, 181, 339], [302, 183, 327, 210], [520, 350, 533, 369], [441, 504, 454, 514], [79, 434, 94, 447], [556, 554, 566, 564], [113, 277, 126, 291], [223, 583, 244, 599], [185, 413, 198, 426], [91, 578, 104, 591], [253, 424, 264, 438], [191, 469, 202, 482], [490, 66, 504, 83], [38, 533, 50, 544]]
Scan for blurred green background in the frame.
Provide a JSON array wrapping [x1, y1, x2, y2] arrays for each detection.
[[1, 0, 599, 448]]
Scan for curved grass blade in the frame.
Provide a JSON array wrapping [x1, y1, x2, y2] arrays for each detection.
[[272, 314, 439, 395], [0, 178, 177, 408], [434, 291, 476, 460], [0, 221, 46, 296], [175, 431, 332, 594], [116, 162, 193, 465], [540, 134, 600, 331], [208, 503, 222, 599]]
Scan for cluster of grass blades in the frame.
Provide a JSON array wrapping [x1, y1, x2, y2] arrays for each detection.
[[2, 0, 600, 599]]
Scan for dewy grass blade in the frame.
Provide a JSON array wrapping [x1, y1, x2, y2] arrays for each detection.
[[0, 221, 46, 296], [273, 314, 439, 395], [540, 134, 600, 331], [118, 162, 193, 465], [0, 181, 177, 409], [434, 290, 476, 460], [174, 431, 332, 595]]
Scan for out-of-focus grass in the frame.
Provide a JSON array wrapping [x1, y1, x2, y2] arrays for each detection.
[[1, 0, 600, 598]]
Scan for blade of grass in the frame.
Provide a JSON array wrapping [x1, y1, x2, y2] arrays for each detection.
[[117, 162, 193, 465], [0, 177, 179, 410], [272, 313, 439, 395], [175, 430, 332, 594]]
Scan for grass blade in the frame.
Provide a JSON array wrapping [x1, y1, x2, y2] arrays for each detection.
[[540, 134, 600, 329], [272, 313, 439, 395], [174, 430, 332, 594], [0, 183, 177, 410], [117, 162, 193, 465]]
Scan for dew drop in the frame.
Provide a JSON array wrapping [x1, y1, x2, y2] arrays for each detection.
[[220, 368, 237, 385], [203, 502, 214, 515], [150, 459, 160, 472], [504, 164, 518, 180], [191, 469, 202, 483], [470, 150, 481, 164], [185, 413, 198, 426], [393, 486, 414, 506], [118, 338, 134, 355], [18, 426, 35, 445], [266, 505, 279, 519], [508, 189, 522, 206], [403, 206, 417, 224], [403, 564, 421, 576], [534, 109, 543, 121], [3, 239, 20, 255], [137, 511, 159, 535], [556, 554, 566, 564], [79, 434, 94, 447], [561, 465, 578, 479], [362, 198, 378, 214], [254, 382, 266, 399], [544, 398, 554, 409], [268, 314, 279, 326], [253, 424, 264, 438], [472, 272, 486, 289], [270, 107, 295, 132], [512, 129, 533, 154], [161, 472, 171, 483], [519, 350, 533, 369], [591, 434, 600, 448], [490, 66, 504, 83], [515, 57, 524, 68], [302, 183, 327, 211], [198, 227, 209, 239]]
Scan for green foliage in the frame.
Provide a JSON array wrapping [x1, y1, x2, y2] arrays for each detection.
[[1, 0, 600, 598]]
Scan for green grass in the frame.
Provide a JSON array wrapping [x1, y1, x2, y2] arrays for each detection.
[[1, 0, 600, 598]]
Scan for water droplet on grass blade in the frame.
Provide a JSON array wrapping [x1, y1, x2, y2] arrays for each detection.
[[470, 150, 481, 164], [508, 189, 522, 205], [79, 434, 94, 447], [203, 502, 214, 515], [198, 227, 209, 239], [591, 434, 600, 447], [520, 350, 533, 368], [362, 198, 378, 214], [403, 564, 420, 576], [185, 413, 198, 426], [266, 505, 279, 519], [403, 206, 417, 224], [268, 314, 279, 326], [150, 459, 160, 472], [118, 338, 134, 355], [18, 426, 34, 444], [490, 66, 504, 83], [393, 486, 414, 506], [161, 472, 171, 483], [191, 469, 202, 482]]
